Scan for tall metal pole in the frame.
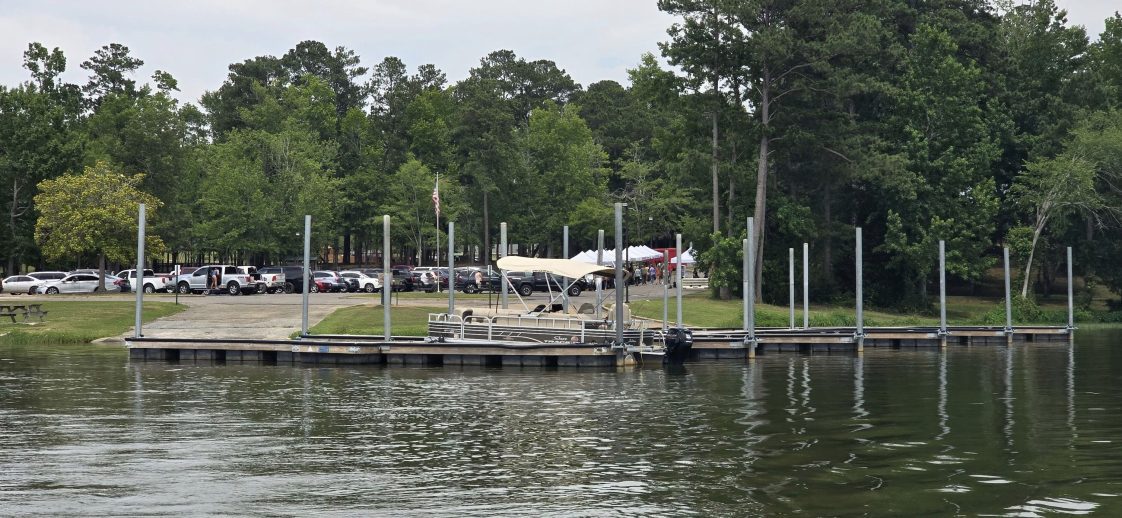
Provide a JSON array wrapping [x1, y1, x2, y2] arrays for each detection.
[[662, 285, 669, 333], [301, 215, 311, 336], [597, 229, 605, 317], [133, 203, 146, 338], [856, 228, 864, 342], [448, 221, 455, 314], [435, 173, 440, 269], [1068, 244, 1077, 329], [747, 217, 756, 344], [802, 242, 809, 329], [614, 203, 625, 344], [562, 225, 569, 312], [742, 237, 749, 331], [675, 233, 683, 328], [1004, 246, 1013, 334], [383, 215, 392, 341], [789, 247, 795, 329], [500, 222, 508, 309], [939, 240, 947, 336]]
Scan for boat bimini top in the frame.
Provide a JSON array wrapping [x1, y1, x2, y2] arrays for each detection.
[[495, 256, 614, 279]]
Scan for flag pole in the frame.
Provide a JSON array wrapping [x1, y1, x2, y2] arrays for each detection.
[[435, 173, 441, 269]]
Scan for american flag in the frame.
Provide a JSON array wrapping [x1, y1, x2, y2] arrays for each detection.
[[432, 178, 441, 216]]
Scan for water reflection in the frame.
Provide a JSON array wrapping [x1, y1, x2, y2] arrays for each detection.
[[1, 334, 1121, 515]]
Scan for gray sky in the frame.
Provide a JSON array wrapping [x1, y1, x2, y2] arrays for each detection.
[[1, 1, 1117, 105]]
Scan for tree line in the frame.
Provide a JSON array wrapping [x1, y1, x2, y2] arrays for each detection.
[[1, 0, 1121, 310]]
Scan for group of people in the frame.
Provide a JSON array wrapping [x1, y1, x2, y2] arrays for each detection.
[[629, 263, 668, 285]]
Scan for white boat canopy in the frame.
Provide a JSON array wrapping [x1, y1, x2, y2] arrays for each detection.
[[497, 256, 615, 278]]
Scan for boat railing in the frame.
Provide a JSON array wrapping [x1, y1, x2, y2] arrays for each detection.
[[429, 311, 623, 343]]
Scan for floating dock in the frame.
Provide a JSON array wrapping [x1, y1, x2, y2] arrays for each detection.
[[126, 325, 1073, 367]]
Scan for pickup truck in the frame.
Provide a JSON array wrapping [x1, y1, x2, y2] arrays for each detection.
[[117, 269, 173, 293], [252, 266, 286, 294], [507, 271, 586, 297], [174, 265, 258, 295], [236, 266, 269, 293]]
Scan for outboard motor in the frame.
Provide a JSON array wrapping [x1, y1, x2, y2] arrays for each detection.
[[663, 327, 694, 364]]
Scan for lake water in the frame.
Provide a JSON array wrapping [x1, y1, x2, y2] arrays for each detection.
[[2, 331, 1120, 516]]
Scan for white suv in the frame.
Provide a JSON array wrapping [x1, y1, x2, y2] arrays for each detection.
[[339, 270, 382, 293]]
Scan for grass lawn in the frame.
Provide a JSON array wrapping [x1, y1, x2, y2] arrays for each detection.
[[0, 301, 185, 344], [308, 305, 442, 336], [629, 293, 1076, 328]]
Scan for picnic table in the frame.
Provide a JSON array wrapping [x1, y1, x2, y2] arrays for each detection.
[[0, 304, 48, 323]]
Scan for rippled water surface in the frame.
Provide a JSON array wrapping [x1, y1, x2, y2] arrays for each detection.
[[3, 331, 1122, 516]]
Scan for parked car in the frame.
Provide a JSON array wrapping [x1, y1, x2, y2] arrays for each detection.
[[174, 265, 258, 295], [253, 266, 287, 294], [258, 266, 308, 293], [39, 273, 127, 294], [116, 269, 173, 293], [412, 270, 440, 293], [456, 268, 507, 294], [339, 270, 382, 293], [312, 271, 349, 293], [25, 271, 69, 294], [362, 268, 413, 292], [2, 275, 39, 295], [235, 266, 267, 294], [506, 271, 587, 297], [392, 268, 415, 292]]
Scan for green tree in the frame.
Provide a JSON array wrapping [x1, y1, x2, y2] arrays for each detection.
[[34, 161, 164, 289], [1010, 154, 1102, 298], [0, 43, 84, 274], [513, 102, 607, 254], [80, 43, 144, 108]]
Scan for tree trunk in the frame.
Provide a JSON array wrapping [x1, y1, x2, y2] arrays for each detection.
[[1020, 218, 1046, 298], [482, 191, 491, 266], [823, 184, 833, 287], [752, 80, 771, 300], [343, 231, 351, 267], [711, 5, 720, 235], [712, 111, 720, 235], [97, 252, 107, 292]]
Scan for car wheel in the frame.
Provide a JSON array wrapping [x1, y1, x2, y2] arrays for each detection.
[[143, 284, 155, 294], [178, 282, 191, 294], [46, 287, 59, 295], [568, 286, 582, 297], [226, 281, 239, 295], [284, 282, 295, 294], [310, 284, 319, 293], [266, 287, 276, 294], [464, 283, 477, 294], [364, 283, 375, 293], [518, 284, 533, 297]]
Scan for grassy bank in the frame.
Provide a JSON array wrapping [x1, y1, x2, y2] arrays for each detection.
[[0, 301, 185, 344], [308, 305, 440, 336], [307, 293, 1090, 338], [629, 293, 1081, 328]]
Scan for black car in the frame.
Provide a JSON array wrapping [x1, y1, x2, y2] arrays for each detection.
[[258, 266, 307, 293]]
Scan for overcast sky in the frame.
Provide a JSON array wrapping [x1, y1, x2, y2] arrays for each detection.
[[1, 1, 1118, 105]]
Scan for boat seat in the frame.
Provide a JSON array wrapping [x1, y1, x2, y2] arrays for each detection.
[[577, 303, 595, 315]]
